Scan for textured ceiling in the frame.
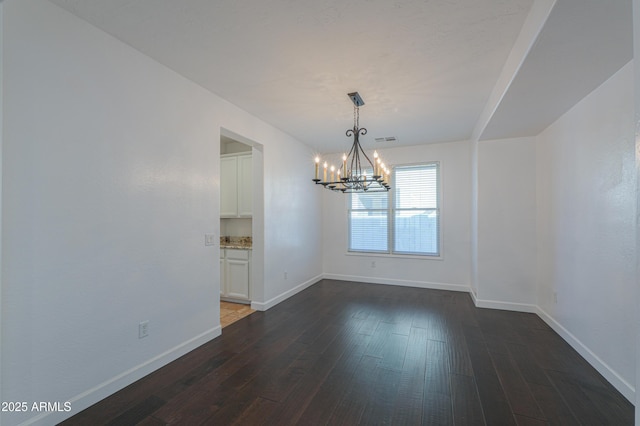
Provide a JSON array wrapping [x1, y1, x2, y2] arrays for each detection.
[[49, 0, 632, 153]]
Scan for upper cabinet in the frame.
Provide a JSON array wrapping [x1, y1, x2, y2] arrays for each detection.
[[237, 154, 252, 217], [220, 156, 238, 217], [221, 153, 252, 218]]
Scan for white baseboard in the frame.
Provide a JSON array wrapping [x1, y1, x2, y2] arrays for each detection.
[[251, 274, 323, 311], [469, 288, 478, 305], [535, 307, 635, 403], [473, 297, 538, 313], [322, 273, 470, 293], [24, 326, 222, 426]]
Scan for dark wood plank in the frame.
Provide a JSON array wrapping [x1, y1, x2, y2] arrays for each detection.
[[490, 351, 545, 420], [519, 312, 551, 331], [546, 369, 634, 426], [450, 373, 486, 426], [425, 339, 452, 396], [229, 397, 278, 426], [270, 331, 371, 424], [365, 320, 409, 372], [545, 369, 611, 425], [152, 349, 236, 401], [423, 391, 454, 426], [391, 326, 428, 424], [422, 339, 455, 424], [193, 336, 310, 423], [463, 327, 517, 426], [151, 329, 307, 423], [579, 381, 634, 426], [506, 343, 552, 387], [527, 382, 580, 426], [357, 317, 380, 335], [359, 366, 402, 425], [514, 414, 550, 426], [325, 355, 380, 424], [426, 309, 451, 343], [105, 395, 165, 426], [135, 415, 167, 426], [447, 329, 474, 376]]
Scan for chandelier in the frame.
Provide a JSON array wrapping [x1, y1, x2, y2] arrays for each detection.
[[313, 92, 391, 193]]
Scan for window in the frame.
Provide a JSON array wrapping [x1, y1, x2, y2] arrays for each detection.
[[348, 162, 440, 256], [349, 187, 388, 253]]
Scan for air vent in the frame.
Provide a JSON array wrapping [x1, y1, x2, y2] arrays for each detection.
[[375, 136, 397, 143]]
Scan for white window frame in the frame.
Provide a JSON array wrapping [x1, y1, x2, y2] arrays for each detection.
[[348, 162, 441, 258]]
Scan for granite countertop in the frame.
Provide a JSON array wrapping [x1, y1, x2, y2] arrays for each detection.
[[220, 236, 252, 250]]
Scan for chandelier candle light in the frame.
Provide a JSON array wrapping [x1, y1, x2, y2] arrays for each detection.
[[313, 92, 391, 193]]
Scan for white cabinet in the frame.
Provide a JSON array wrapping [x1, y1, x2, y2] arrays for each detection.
[[237, 154, 253, 217], [220, 157, 238, 217], [220, 153, 252, 218], [220, 249, 250, 301]]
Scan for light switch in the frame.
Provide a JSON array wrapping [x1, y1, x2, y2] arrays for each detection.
[[205, 233, 215, 246]]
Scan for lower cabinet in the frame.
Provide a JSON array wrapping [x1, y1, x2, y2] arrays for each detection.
[[220, 249, 251, 301]]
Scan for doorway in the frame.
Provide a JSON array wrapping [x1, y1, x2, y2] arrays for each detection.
[[219, 128, 264, 328]]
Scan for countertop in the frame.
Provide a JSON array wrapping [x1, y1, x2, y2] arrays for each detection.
[[220, 236, 252, 250]]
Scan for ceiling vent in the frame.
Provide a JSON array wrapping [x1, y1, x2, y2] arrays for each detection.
[[375, 136, 397, 143]]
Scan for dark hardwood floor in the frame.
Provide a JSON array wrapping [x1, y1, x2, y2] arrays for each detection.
[[61, 279, 634, 425]]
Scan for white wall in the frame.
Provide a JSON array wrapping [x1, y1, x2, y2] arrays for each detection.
[[476, 137, 537, 310], [261, 130, 324, 307], [536, 61, 636, 401], [0, 1, 322, 425], [322, 141, 471, 291], [470, 139, 479, 297]]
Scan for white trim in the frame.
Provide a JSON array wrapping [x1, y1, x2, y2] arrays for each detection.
[[22, 327, 222, 426], [322, 273, 469, 293], [469, 288, 478, 305], [344, 251, 443, 261], [473, 298, 538, 313], [251, 274, 323, 311], [535, 307, 635, 403]]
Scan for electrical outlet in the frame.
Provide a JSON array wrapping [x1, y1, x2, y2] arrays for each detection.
[[284, 271, 288, 280], [371, 261, 376, 268], [553, 292, 558, 304], [139, 321, 149, 339]]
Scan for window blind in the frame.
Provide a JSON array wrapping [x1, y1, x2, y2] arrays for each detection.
[[393, 163, 439, 255], [349, 190, 388, 252], [348, 162, 440, 256]]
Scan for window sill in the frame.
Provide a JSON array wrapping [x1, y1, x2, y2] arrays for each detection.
[[345, 251, 443, 261]]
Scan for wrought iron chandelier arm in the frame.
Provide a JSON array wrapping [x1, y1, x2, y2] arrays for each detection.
[[312, 92, 390, 193]]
